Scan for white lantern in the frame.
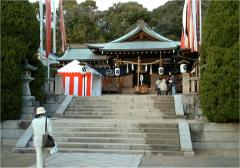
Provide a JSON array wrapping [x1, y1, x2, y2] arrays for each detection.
[[126, 63, 129, 73], [82, 66, 87, 74], [115, 68, 120, 76], [145, 65, 148, 72], [131, 64, 134, 71], [158, 67, 164, 75], [140, 74, 144, 85], [180, 64, 187, 73]]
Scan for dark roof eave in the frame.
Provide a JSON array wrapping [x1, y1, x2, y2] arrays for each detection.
[[101, 47, 178, 52]]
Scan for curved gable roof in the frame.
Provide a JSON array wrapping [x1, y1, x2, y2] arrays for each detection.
[[111, 21, 172, 43]]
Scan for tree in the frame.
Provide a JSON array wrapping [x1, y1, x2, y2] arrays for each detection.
[[200, 1, 239, 122], [1, 1, 44, 120], [100, 2, 151, 41], [64, 0, 104, 43]]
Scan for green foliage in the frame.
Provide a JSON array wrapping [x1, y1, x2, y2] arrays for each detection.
[[29, 56, 45, 103], [200, 1, 239, 122], [64, 0, 104, 43], [1, 1, 44, 121], [150, 1, 184, 41], [101, 2, 151, 41]]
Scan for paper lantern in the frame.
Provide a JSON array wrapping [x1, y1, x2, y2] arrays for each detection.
[[82, 66, 87, 74], [115, 68, 120, 76], [180, 64, 187, 73], [140, 74, 144, 85], [150, 65, 152, 75], [158, 67, 164, 75], [126, 63, 129, 73], [145, 65, 148, 72], [131, 64, 134, 71]]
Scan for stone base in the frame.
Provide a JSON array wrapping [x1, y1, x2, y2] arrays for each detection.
[[22, 96, 35, 101], [184, 151, 195, 157]]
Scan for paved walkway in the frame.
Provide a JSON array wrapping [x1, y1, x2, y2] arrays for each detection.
[[29, 153, 143, 167], [1, 146, 239, 167]]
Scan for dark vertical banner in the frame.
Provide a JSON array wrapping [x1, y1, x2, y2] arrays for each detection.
[[59, 0, 67, 52], [45, 0, 52, 58]]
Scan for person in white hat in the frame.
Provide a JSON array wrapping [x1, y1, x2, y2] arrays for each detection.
[[32, 107, 54, 168]]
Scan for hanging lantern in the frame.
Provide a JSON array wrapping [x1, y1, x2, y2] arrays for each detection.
[[173, 50, 175, 53], [158, 67, 164, 75], [115, 67, 120, 76], [126, 63, 129, 73], [145, 65, 148, 72], [140, 74, 144, 86], [106, 60, 108, 64], [180, 64, 187, 73], [150, 65, 152, 75], [115, 62, 117, 67], [131, 64, 134, 71], [81, 66, 87, 74]]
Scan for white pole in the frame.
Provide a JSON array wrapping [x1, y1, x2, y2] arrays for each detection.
[[199, 0, 202, 77], [39, 0, 43, 58], [52, 0, 56, 54], [199, 0, 202, 45]]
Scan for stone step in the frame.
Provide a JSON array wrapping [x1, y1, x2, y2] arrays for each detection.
[[72, 100, 157, 103], [65, 110, 175, 114], [61, 115, 165, 119], [67, 106, 166, 110], [68, 105, 174, 109], [53, 122, 178, 128], [57, 142, 181, 151], [55, 137, 180, 145], [14, 147, 183, 156], [53, 127, 179, 133], [58, 148, 183, 156], [54, 132, 179, 139], [65, 109, 162, 113], [64, 112, 164, 117]]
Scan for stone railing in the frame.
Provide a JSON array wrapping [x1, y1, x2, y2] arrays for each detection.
[[44, 75, 64, 94], [182, 73, 200, 94]]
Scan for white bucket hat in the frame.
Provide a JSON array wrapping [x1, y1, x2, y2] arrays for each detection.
[[36, 107, 46, 115]]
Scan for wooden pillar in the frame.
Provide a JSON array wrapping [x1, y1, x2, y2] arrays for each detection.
[[182, 73, 190, 94], [191, 80, 196, 92], [55, 74, 64, 94], [136, 56, 140, 92]]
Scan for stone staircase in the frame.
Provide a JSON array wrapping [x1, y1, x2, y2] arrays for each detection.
[[53, 95, 183, 155]]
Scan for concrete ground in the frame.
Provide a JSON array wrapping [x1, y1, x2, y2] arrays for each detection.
[[1, 145, 239, 167]]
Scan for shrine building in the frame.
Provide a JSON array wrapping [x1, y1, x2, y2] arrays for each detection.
[[58, 21, 197, 94]]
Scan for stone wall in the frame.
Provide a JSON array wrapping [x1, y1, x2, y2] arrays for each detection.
[[1, 120, 30, 146], [43, 94, 65, 117], [189, 122, 239, 149], [182, 94, 205, 120]]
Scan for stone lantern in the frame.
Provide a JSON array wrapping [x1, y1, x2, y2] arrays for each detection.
[[21, 59, 38, 119]]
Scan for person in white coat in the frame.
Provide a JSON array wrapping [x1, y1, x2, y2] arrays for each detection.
[[160, 79, 167, 95], [32, 107, 54, 168]]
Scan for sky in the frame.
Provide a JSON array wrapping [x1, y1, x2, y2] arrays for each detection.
[[29, 0, 170, 11]]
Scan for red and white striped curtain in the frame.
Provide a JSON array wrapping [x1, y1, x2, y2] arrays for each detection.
[[180, 0, 201, 52], [45, 0, 52, 58], [61, 73, 92, 96]]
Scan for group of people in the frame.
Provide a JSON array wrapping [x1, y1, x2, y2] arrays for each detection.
[[156, 74, 176, 96]]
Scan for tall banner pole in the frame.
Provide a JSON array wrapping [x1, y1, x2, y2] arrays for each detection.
[[45, 0, 52, 85], [199, 0, 202, 46], [52, 0, 56, 54], [39, 0, 43, 58], [199, 0, 202, 77]]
